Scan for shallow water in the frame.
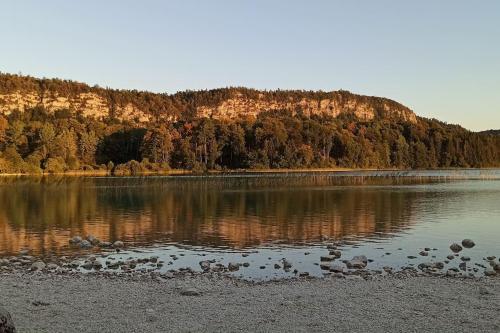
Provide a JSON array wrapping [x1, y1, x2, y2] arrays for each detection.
[[1, 169, 499, 280]]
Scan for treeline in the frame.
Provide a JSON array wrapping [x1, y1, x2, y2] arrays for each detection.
[[0, 106, 498, 174]]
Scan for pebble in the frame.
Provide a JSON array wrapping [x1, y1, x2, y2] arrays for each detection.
[[446, 255, 455, 260], [180, 288, 201, 296], [419, 251, 429, 256], [484, 268, 497, 276], [31, 261, 46, 271], [320, 255, 335, 262], [460, 256, 471, 262]]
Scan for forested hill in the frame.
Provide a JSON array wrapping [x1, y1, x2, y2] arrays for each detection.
[[480, 130, 500, 136], [0, 72, 499, 174], [0, 73, 416, 123]]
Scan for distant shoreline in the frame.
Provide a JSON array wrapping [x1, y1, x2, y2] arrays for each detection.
[[1, 167, 500, 177]]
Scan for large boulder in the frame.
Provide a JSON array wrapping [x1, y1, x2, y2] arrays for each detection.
[[0, 307, 16, 333]]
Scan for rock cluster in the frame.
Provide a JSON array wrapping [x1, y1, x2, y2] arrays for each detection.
[[69, 235, 118, 250]]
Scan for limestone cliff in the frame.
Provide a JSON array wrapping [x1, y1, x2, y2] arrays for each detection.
[[0, 73, 417, 123]]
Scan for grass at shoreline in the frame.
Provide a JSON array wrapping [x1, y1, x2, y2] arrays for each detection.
[[0, 167, 499, 178]]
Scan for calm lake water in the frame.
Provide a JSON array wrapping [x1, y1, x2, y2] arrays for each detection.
[[1, 169, 499, 280]]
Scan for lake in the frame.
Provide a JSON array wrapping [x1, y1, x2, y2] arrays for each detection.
[[1, 169, 499, 280]]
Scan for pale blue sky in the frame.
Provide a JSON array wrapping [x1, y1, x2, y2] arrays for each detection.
[[1, 0, 499, 130]]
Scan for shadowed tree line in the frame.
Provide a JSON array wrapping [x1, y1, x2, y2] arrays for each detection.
[[0, 105, 498, 174]]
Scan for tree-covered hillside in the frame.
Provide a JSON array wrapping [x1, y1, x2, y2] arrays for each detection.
[[0, 105, 498, 174]]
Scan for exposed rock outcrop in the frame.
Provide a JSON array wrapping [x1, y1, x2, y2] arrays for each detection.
[[0, 73, 417, 123]]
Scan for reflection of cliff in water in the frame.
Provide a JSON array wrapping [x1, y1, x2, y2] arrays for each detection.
[[0, 175, 440, 255]]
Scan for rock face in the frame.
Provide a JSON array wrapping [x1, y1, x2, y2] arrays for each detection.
[[197, 93, 417, 123], [0, 307, 16, 333], [0, 90, 150, 122], [0, 73, 417, 124]]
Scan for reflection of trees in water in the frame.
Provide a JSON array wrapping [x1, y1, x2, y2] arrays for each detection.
[[0, 175, 432, 255]]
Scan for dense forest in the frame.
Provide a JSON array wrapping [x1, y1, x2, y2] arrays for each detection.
[[0, 106, 498, 174]]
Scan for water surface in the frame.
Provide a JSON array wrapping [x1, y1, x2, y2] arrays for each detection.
[[1, 170, 499, 279]]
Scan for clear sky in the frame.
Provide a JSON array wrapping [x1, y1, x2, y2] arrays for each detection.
[[1, 0, 499, 131]]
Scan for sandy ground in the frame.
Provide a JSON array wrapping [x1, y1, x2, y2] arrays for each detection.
[[1, 274, 499, 333]]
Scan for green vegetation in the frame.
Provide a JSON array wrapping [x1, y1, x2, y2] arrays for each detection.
[[0, 107, 498, 174]]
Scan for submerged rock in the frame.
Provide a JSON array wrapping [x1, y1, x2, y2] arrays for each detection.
[[461, 239, 475, 249], [0, 306, 16, 333]]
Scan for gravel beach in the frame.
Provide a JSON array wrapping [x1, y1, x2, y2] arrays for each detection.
[[1, 274, 499, 332]]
